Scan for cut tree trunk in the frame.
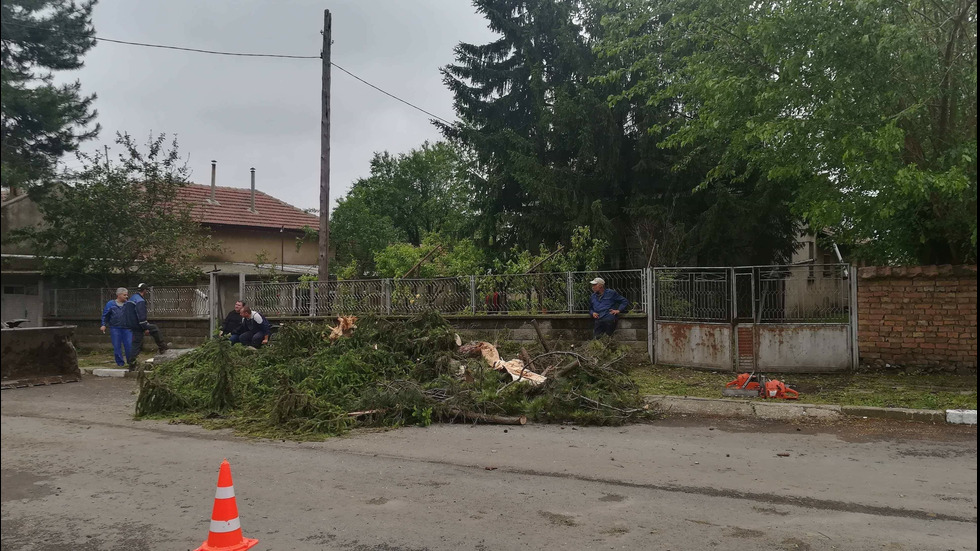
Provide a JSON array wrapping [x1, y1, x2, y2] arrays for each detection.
[[458, 341, 547, 385]]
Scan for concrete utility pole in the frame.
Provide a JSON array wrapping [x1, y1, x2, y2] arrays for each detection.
[[318, 9, 332, 282]]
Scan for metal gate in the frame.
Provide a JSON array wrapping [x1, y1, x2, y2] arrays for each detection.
[[650, 264, 857, 372]]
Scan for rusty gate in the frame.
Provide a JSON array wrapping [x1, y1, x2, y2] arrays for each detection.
[[648, 264, 857, 372]]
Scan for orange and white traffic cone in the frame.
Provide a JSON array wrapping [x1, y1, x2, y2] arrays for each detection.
[[195, 459, 259, 551]]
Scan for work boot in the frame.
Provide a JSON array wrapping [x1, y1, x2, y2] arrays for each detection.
[[158, 343, 169, 354]]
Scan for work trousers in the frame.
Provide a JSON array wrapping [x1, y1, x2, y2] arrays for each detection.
[[231, 330, 267, 348], [593, 318, 618, 339], [109, 326, 134, 367], [130, 323, 166, 365]]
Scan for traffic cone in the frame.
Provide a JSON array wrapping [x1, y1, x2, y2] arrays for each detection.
[[195, 459, 259, 551]]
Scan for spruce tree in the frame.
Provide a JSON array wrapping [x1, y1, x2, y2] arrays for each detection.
[[1, 0, 99, 191]]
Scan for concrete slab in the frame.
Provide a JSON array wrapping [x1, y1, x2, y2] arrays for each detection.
[[91, 368, 128, 378], [946, 409, 978, 425], [752, 402, 807, 420]]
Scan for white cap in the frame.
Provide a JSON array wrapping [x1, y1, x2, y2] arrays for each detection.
[[589, 277, 605, 286]]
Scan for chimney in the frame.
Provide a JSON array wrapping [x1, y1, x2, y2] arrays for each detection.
[[208, 160, 217, 203], [250, 167, 256, 213]]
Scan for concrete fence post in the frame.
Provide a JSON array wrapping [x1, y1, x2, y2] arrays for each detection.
[[208, 272, 217, 337], [309, 282, 316, 317], [646, 267, 655, 363], [566, 272, 575, 314], [469, 276, 477, 314], [384, 278, 392, 315]]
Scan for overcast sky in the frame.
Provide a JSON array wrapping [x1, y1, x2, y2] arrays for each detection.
[[62, 0, 496, 211]]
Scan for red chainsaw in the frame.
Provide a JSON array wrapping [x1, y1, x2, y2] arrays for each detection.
[[724, 372, 799, 400]]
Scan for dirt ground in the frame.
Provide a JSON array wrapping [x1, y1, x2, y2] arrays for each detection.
[[2, 376, 977, 550]]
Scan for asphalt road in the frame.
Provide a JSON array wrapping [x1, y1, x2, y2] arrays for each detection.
[[1, 376, 976, 551]]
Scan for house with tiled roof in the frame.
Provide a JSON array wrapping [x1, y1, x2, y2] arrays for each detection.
[[178, 180, 320, 269], [1, 173, 324, 323]]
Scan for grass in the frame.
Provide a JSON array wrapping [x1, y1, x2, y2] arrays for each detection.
[[76, 348, 118, 369], [630, 365, 978, 410]]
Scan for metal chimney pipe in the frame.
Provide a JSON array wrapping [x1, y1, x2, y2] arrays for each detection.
[[209, 160, 217, 202], [250, 167, 256, 212]]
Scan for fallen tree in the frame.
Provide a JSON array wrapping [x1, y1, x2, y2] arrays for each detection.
[[136, 312, 648, 438]]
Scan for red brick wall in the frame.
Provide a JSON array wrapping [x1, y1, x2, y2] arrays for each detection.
[[857, 265, 977, 370]]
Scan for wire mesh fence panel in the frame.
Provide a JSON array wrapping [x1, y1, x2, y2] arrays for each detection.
[[474, 273, 570, 314], [311, 280, 387, 316], [244, 282, 311, 317], [569, 270, 646, 314], [757, 264, 850, 323], [146, 286, 209, 318], [45, 288, 104, 317], [46, 286, 210, 318], [390, 277, 471, 315], [654, 269, 731, 321]]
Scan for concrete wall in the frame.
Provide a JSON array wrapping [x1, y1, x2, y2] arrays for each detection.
[[204, 226, 317, 265], [449, 315, 647, 350], [50, 314, 647, 351], [755, 324, 851, 373], [45, 317, 210, 350], [1, 273, 43, 327], [655, 321, 732, 370], [857, 265, 977, 371]]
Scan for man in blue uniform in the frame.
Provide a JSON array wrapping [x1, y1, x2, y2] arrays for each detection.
[[129, 283, 168, 367], [588, 277, 628, 339], [100, 287, 138, 367]]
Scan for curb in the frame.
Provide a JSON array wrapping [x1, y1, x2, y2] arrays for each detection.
[[644, 395, 975, 425], [82, 368, 143, 378], [644, 395, 841, 421], [840, 405, 945, 423]]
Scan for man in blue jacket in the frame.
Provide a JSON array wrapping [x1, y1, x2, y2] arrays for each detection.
[[589, 277, 629, 339], [129, 283, 169, 366], [100, 287, 138, 367]]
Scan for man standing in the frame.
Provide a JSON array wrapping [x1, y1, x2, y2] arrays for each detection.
[[219, 300, 246, 338], [233, 306, 271, 348], [129, 283, 168, 367], [100, 287, 136, 367], [589, 277, 629, 339]]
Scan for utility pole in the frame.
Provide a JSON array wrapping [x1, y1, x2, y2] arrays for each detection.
[[317, 9, 332, 282]]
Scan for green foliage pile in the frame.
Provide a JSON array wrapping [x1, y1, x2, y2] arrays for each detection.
[[136, 313, 647, 438]]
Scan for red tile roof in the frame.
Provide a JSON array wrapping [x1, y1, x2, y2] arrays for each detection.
[[178, 184, 319, 231]]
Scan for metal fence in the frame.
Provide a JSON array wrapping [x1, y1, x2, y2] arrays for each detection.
[[654, 264, 850, 323], [45, 285, 210, 318], [243, 270, 647, 317]]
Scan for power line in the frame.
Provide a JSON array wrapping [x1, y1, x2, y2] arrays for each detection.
[[3, 19, 458, 124], [94, 36, 455, 125], [330, 62, 454, 126], [93, 36, 320, 59]]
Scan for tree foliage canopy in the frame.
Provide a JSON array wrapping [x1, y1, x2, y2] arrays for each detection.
[[439, 0, 802, 267], [1, 0, 99, 190], [17, 133, 214, 284], [598, 0, 977, 264], [338, 0, 976, 271], [332, 141, 477, 277]]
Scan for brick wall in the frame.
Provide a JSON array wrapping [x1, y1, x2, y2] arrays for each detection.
[[857, 265, 977, 371]]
